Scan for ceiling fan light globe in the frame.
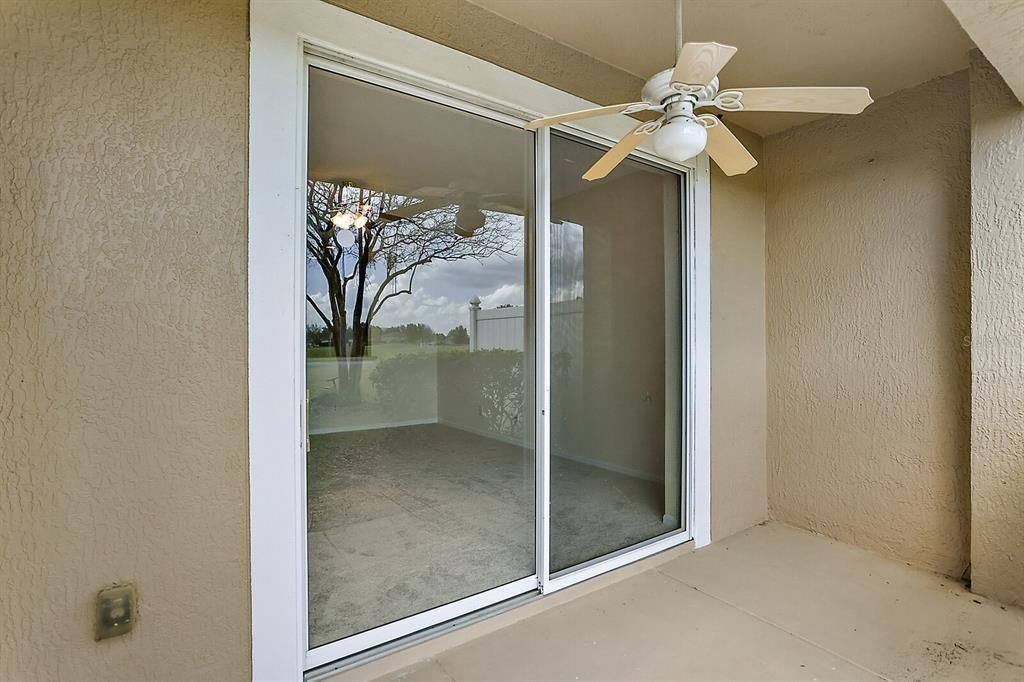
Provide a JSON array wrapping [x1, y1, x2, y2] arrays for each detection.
[[653, 119, 708, 163]]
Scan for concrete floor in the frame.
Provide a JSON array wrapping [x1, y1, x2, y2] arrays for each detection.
[[308, 424, 671, 647], [335, 523, 1024, 682]]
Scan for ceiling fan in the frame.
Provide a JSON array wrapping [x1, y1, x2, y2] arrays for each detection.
[[525, 0, 873, 179], [380, 185, 522, 238]]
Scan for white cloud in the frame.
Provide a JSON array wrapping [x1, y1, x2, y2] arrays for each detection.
[[369, 290, 469, 334], [481, 283, 524, 308], [306, 291, 332, 327]]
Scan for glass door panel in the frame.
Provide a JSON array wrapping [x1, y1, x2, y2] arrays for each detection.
[[548, 132, 684, 573], [305, 66, 535, 648]]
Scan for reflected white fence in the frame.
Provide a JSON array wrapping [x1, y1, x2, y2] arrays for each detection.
[[469, 298, 584, 352]]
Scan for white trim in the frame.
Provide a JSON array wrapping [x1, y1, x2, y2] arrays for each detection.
[[535, 128, 552, 592], [249, 2, 713, 678], [249, 4, 306, 679], [305, 576, 538, 670], [690, 154, 713, 547], [544, 532, 691, 593]]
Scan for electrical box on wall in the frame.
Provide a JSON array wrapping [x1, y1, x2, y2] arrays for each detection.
[[95, 584, 136, 640]]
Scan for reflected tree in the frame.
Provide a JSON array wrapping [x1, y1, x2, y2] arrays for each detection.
[[306, 180, 521, 361]]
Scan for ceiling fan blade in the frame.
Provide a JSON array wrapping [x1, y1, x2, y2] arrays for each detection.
[[380, 197, 451, 221], [525, 102, 649, 130], [404, 186, 453, 198], [671, 42, 738, 87], [726, 87, 873, 114], [705, 120, 757, 176], [582, 120, 660, 182], [479, 201, 525, 215]]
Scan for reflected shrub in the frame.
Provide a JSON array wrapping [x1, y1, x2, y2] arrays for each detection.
[[370, 349, 526, 439], [369, 353, 437, 420], [439, 350, 525, 438]]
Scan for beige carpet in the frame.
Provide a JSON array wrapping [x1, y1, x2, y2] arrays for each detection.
[[307, 423, 673, 648]]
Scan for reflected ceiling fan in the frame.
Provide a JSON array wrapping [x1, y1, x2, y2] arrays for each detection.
[[526, 0, 873, 179], [381, 185, 522, 238]]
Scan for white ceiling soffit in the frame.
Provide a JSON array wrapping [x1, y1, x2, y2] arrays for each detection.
[[944, 0, 1024, 103], [467, 0, 976, 136]]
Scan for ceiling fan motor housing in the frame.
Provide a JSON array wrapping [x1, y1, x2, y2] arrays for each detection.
[[642, 70, 720, 118]]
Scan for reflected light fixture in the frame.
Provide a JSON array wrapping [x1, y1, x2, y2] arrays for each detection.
[[331, 210, 355, 228], [331, 208, 369, 231]]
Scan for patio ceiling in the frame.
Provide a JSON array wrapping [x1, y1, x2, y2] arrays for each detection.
[[307, 67, 647, 206], [466, 0, 976, 136]]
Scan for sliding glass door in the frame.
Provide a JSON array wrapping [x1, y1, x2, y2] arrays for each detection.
[[547, 133, 684, 574], [301, 59, 686, 663], [305, 65, 536, 650]]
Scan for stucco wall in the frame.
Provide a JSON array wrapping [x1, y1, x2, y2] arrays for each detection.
[[968, 51, 1024, 606], [765, 72, 972, 577], [711, 126, 769, 539], [0, 2, 250, 680]]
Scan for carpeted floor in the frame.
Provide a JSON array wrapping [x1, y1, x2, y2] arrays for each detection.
[[307, 423, 673, 648]]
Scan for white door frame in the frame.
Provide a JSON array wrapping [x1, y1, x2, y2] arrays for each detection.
[[249, 2, 712, 679]]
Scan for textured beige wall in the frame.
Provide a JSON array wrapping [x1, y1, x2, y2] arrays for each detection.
[[968, 51, 1024, 606], [711, 126, 769, 539], [0, 1, 251, 680], [765, 72, 972, 577]]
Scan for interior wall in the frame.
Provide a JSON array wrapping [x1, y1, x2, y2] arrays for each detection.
[[967, 51, 1024, 607], [0, 2, 250, 680], [765, 72, 972, 577], [550, 171, 675, 483]]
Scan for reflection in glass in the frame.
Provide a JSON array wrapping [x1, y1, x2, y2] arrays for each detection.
[[305, 67, 534, 647], [549, 132, 683, 573]]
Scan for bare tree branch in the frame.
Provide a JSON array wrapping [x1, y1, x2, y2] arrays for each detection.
[[306, 178, 523, 358], [368, 264, 419, 325], [306, 294, 334, 332]]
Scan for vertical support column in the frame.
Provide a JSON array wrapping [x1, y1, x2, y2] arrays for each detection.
[[535, 128, 552, 591], [468, 296, 481, 352]]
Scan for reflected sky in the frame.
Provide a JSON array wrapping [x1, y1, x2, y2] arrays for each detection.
[[306, 214, 526, 334]]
